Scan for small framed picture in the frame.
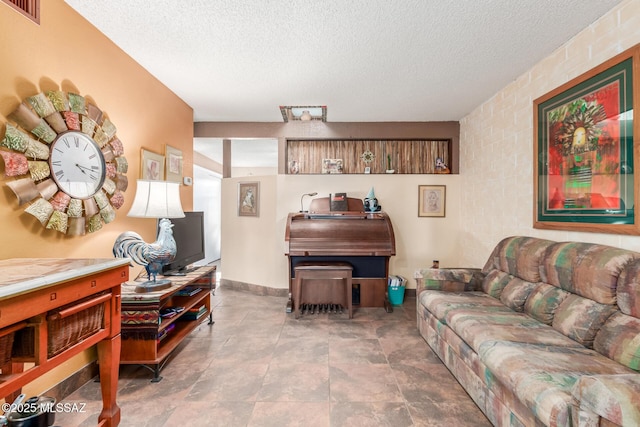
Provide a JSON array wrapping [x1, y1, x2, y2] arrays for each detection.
[[364, 167, 371, 174], [322, 158, 343, 174], [165, 145, 183, 183], [140, 149, 164, 181], [238, 182, 259, 217], [418, 185, 446, 217]]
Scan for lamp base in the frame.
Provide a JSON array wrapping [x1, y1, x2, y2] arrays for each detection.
[[135, 278, 173, 293]]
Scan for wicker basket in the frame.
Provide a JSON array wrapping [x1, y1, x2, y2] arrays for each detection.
[[0, 332, 15, 365], [47, 294, 106, 357], [11, 292, 107, 359]]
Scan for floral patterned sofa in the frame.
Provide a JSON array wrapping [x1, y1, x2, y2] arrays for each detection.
[[415, 236, 640, 427]]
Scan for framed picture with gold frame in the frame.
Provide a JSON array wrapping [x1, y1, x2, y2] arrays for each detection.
[[238, 182, 259, 217], [418, 185, 446, 217], [140, 149, 164, 181], [165, 145, 183, 183]]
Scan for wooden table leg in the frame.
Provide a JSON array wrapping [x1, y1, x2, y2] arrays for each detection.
[[97, 334, 121, 427]]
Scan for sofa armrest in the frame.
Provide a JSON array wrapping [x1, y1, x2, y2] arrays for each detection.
[[571, 374, 640, 427], [414, 268, 484, 295]]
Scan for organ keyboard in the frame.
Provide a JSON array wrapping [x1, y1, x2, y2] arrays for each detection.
[[284, 196, 396, 309]]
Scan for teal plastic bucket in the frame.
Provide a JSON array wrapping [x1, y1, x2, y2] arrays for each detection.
[[388, 285, 405, 305]]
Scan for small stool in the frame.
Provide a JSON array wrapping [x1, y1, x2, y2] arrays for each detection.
[[293, 262, 353, 319]]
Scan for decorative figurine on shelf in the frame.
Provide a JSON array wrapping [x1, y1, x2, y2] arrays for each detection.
[[289, 160, 299, 174], [432, 260, 440, 269], [113, 218, 177, 292], [364, 187, 382, 212], [386, 154, 395, 174], [435, 157, 451, 174]]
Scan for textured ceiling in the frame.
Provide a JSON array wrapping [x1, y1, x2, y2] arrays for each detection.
[[64, 0, 622, 124]]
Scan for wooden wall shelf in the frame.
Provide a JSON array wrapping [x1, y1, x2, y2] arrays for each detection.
[[286, 139, 452, 175]]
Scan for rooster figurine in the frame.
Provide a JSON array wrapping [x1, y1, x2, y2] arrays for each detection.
[[113, 218, 177, 292]]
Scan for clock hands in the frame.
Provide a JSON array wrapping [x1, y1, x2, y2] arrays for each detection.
[[75, 163, 99, 180], [75, 163, 94, 173]]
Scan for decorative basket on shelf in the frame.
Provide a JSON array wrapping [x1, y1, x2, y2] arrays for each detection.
[[11, 292, 107, 359]]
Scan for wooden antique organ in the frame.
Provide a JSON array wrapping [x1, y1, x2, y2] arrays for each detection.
[[284, 196, 396, 309]]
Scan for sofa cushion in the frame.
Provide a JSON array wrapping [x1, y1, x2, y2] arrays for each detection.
[[618, 260, 640, 318], [499, 278, 538, 312], [482, 269, 512, 298], [479, 341, 634, 427], [552, 294, 616, 348], [594, 312, 640, 371], [447, 309, 583, 354], [524, 283, 571, 325], [418, 290, 508, 324], [541, 242, 638, 305], [482, 236, 556, 282]]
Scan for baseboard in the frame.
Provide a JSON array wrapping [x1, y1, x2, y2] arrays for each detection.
[[220, 279, 416, 299], [42, 362, 98, 402], [220, 279, 289, 297]]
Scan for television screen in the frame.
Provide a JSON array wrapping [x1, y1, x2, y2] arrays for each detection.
[[160, 211, 206, 275]]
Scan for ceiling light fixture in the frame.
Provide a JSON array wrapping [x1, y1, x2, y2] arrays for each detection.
[[279, 105, 327, 122]]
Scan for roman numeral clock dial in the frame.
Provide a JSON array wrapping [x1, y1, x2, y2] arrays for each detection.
[[50, 131, 106, 199], [1, 89, 129, 235]]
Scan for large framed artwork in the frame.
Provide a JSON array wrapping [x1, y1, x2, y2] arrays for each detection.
[[534, 44, 640, 235]]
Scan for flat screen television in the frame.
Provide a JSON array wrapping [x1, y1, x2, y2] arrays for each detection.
[[160, 211, 206, 275]]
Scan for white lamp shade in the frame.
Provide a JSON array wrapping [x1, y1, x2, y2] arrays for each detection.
[[127, 180, 185, 218]]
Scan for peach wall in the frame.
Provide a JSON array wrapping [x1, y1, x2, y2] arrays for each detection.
[[0, 0, 193, 396], [1, 0, 194, 262], [459, 0, 640, 267]]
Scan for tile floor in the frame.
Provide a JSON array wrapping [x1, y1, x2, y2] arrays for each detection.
[[56, 286, 491, 426]]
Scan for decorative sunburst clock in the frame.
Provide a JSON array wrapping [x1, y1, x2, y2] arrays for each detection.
[[0, 90, 128, 235]]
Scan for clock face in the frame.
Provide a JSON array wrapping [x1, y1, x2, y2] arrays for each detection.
[[1, 89, 129, 235], [50, 131, 106, 199]]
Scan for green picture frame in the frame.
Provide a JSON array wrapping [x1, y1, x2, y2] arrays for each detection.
[[533, 44, 640, 235]]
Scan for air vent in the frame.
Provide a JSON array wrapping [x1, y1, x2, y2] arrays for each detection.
[[2, 0, 39, 24]]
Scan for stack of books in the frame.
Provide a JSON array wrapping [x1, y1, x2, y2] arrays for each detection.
[[182, 304, 207, 321], [160, 306, 185, 319], [176, 286, 202, 297], [157, 323, 176, 342]]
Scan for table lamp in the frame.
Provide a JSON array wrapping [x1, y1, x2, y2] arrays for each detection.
[[300, 192, 318, 212], [113, 180, 185, 293]]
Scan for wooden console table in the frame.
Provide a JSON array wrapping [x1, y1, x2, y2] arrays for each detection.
[[119, 265, 216, 381], [0, 258, 129, 427]]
